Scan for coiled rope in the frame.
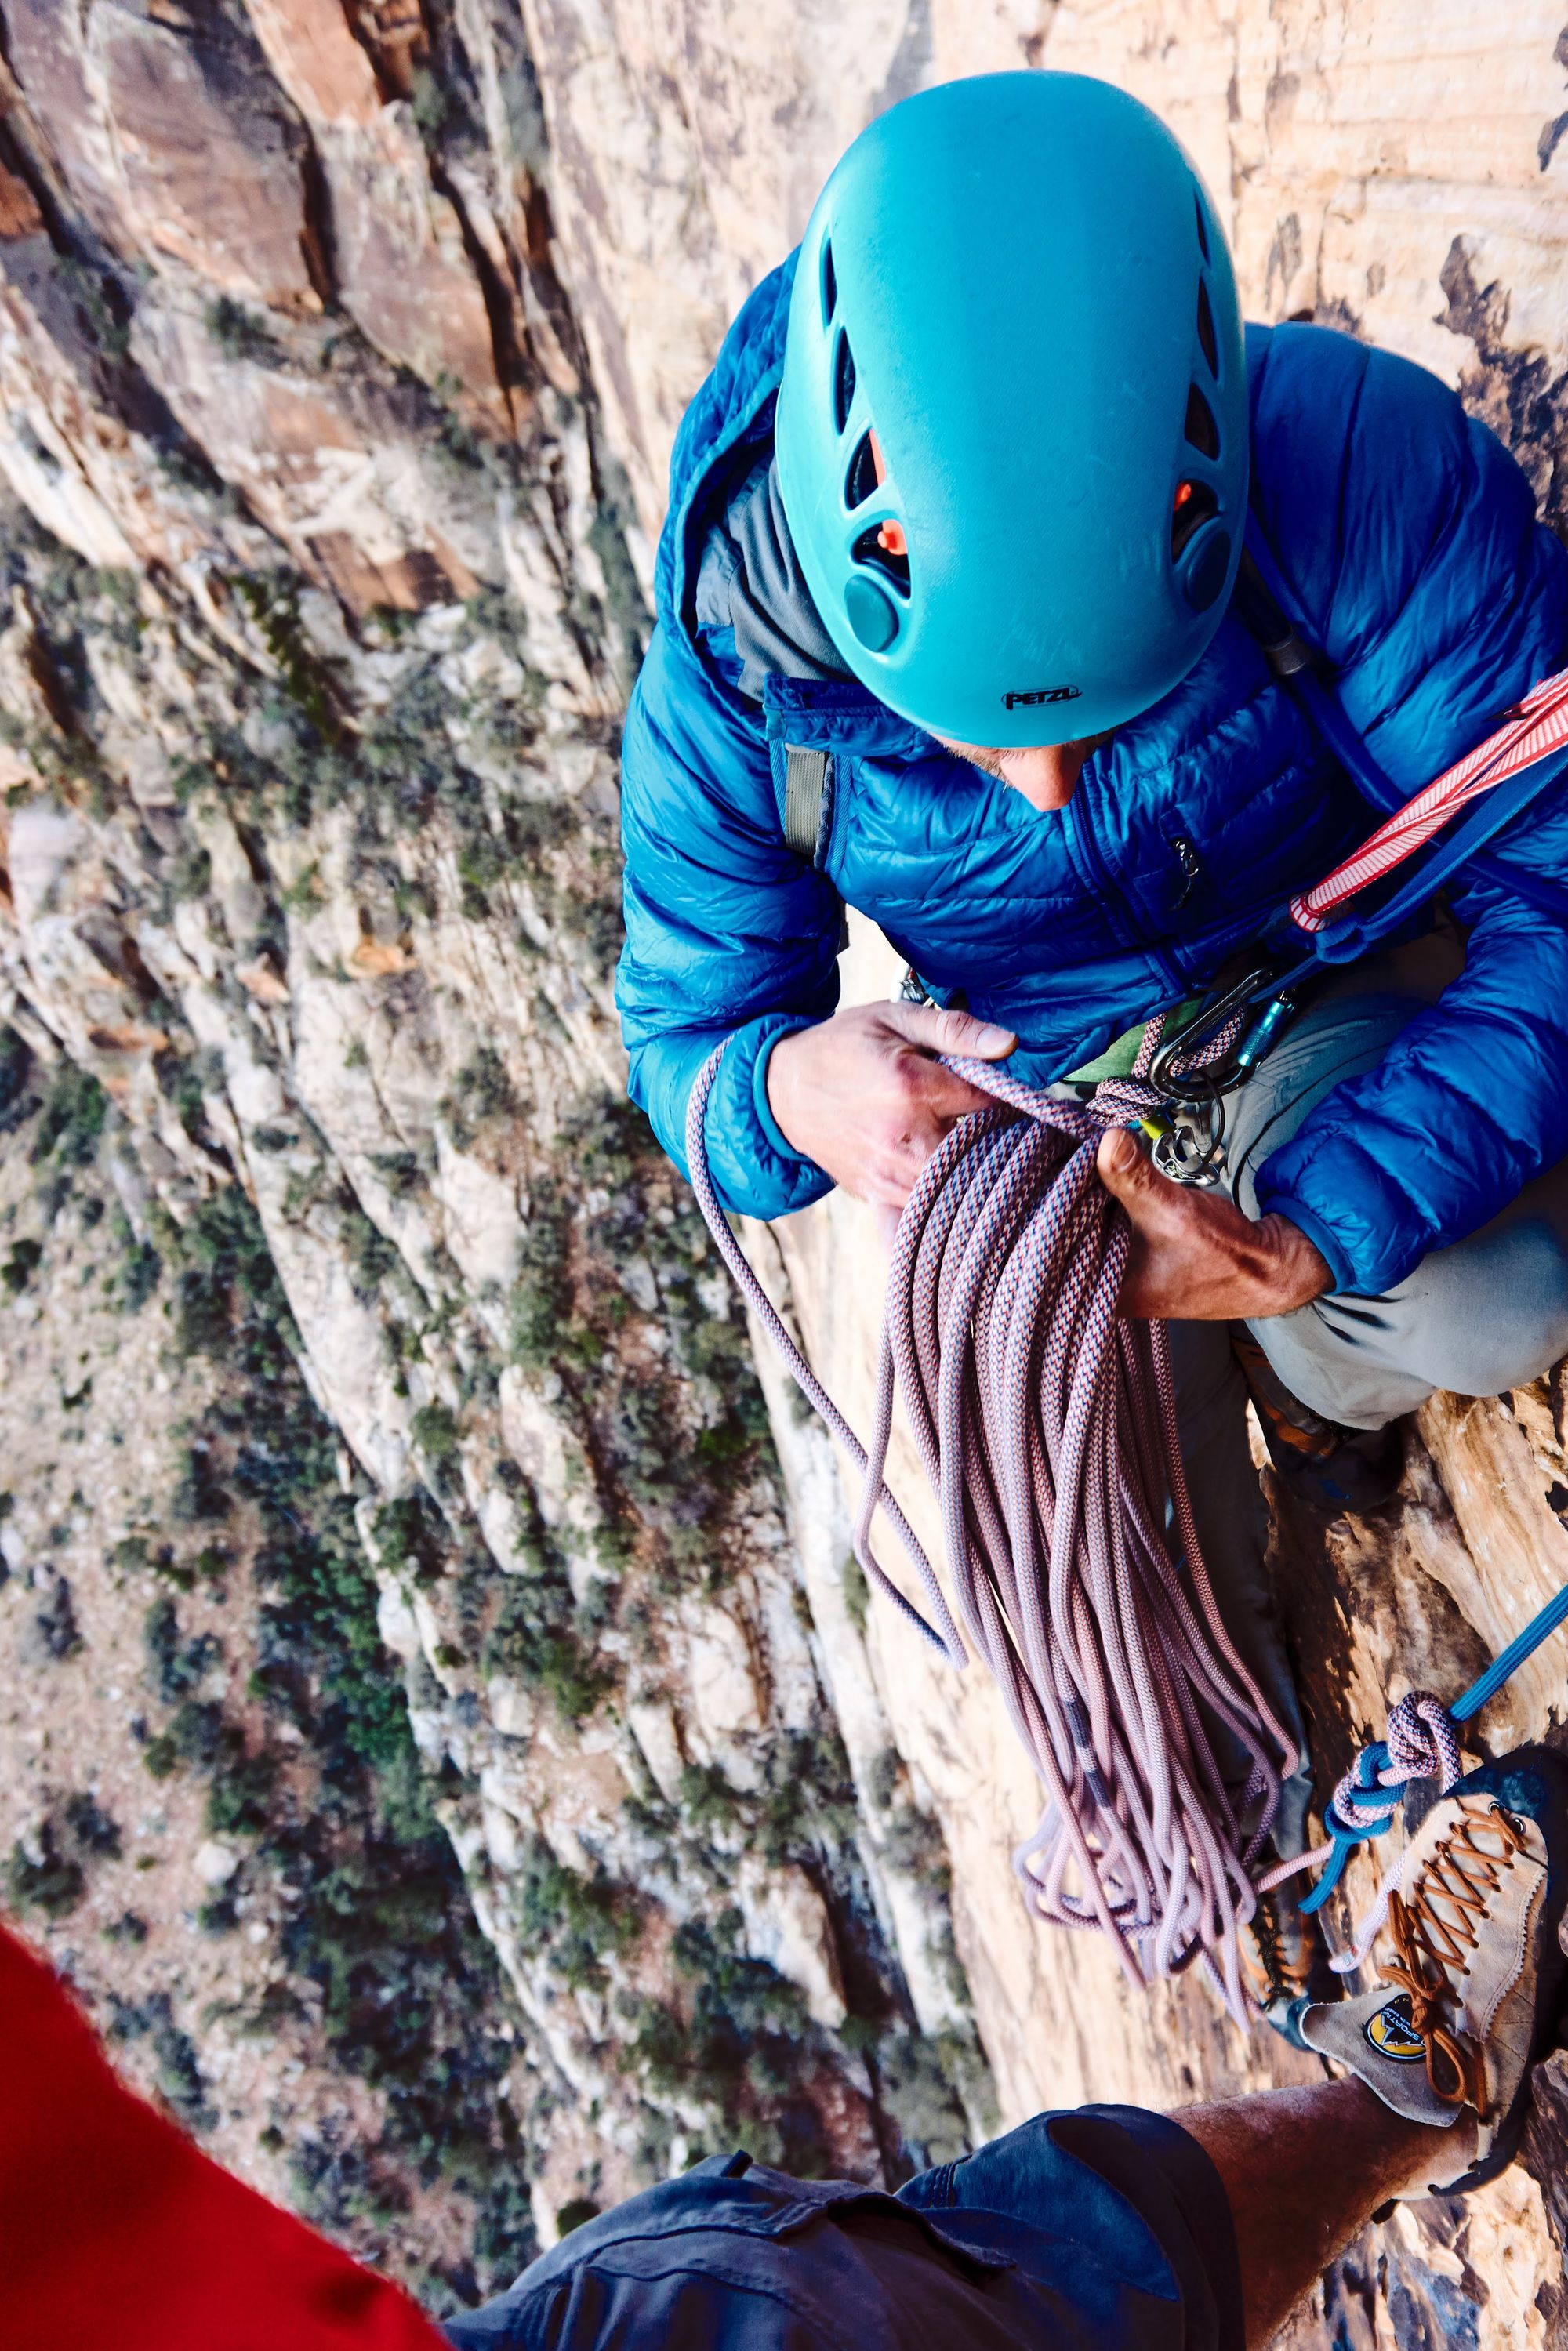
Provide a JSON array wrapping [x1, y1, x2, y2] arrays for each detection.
[[686, 1012, 1295, 2023]]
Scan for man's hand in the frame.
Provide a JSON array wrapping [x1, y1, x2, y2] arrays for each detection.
[[1096, 1127, 1331, 1320], [766, 1001, 1017, 1209]]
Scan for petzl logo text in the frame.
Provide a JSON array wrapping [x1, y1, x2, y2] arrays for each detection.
[[1003, 685, 1083, 711]]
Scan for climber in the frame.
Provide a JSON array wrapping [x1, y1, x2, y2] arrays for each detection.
[[7, 1745, 1566, 2349], [619, 62, 1568, 1468], [615, 68, 1568, 1914]]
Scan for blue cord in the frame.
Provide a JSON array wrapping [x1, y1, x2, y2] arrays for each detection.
[[1450, 1581, 1568, 1722], [1297, 1575, 1568, 1914]]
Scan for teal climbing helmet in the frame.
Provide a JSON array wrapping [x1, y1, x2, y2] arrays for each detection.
[[774, 72, 1247, 748]]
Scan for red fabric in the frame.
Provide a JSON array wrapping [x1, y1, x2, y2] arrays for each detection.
[[0, 1920, 449, 2349]]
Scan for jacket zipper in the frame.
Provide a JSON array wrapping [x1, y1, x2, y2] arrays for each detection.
[[1170, 833, 1202, 905]]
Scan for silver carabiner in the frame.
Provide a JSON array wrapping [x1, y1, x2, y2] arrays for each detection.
[[1151, 1108, 1227, 1188]]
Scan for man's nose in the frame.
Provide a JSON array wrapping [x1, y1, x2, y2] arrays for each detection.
[[999, 742, 1088, 811]]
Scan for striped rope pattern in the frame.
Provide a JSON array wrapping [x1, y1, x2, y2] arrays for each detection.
[[1087, 1000, 1247, 1125], [1290, 667, 1568, 932], [687, 1039, 1297, 2022]]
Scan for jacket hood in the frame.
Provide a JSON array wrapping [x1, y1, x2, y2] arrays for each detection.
[[656, 256, 798, 648]]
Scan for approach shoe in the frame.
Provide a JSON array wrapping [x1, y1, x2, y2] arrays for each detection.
[[1230, 1326, 1404, 1514], [1243, 1874, 1339, 2052], [1299, 1748, 1568, 2194]]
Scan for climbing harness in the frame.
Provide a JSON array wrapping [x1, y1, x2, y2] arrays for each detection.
[[684, 549, 1568, 2018]]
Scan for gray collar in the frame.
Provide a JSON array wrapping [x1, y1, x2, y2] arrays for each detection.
[[695, 453, 849, 698]]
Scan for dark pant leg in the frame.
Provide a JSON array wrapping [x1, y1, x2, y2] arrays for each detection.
[[1167, 1320, 1312, 1853], [899, 2107, 1245, 2351]]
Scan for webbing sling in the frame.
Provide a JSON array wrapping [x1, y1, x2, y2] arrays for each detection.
[[1241, 521, 1568, 966], [782, 743, 830, 860], [1134, 536, 1568, 1100], [1290, 673, 1568, 938]]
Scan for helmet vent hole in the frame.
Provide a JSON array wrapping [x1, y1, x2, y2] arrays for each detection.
[[853, 524, 910, 594], [1196, 281, 1218, 376], [1184, 383, 1220, 459], [833, 331, 857, 434], [822, 238, 837, 325], [844, 430, 878, 510], [1171, 479, 1218, 561], [1194, 193, 1210, 264]]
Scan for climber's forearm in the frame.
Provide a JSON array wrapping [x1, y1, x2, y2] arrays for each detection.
[[1095, 1130, 1331, 1319]]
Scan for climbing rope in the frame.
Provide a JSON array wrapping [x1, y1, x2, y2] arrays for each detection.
[[686, 1019, 1297, 2023], [1289, 665, 1568, 932]]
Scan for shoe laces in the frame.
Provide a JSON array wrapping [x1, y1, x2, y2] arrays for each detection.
[[1245, 1888, 1308, 2005], [1382, 1798, 1528, 2113]]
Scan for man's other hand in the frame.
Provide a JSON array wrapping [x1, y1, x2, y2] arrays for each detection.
[[766, 1002, 1016, 1209], [1096, 1127, 1331, 1319]]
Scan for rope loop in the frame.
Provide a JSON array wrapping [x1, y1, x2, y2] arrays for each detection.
[[1298, 1690, 1462, 1915]]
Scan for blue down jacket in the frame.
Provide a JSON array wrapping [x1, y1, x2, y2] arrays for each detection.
[[616, 254, 1568, 1296]]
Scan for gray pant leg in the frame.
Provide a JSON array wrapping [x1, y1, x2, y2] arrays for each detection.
[[1167, 1319, 1313, 1853], [1219, 933, 1568, 1430]]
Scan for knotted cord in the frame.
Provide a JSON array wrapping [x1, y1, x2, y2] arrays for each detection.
[[686, 1016, 1296, 2023], [1262, 1580, 1568, 1967]]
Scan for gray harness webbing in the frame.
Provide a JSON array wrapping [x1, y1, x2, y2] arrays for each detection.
[[782, 742, 848, 948], [782, 744, 830, 861]]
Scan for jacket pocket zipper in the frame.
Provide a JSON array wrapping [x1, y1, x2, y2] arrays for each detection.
[[1065, 795, 1186, 997], [1169, 833, 1201, 906]]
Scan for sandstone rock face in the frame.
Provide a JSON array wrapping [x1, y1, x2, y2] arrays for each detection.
[[2, 0, 1568, 2340], [245, 0, 509, 415], [0, 0, 985, 2281], [516, 0, 1053, 552]]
